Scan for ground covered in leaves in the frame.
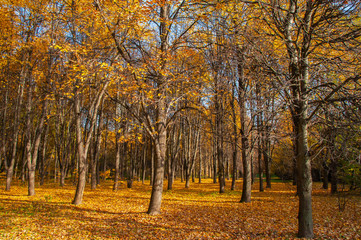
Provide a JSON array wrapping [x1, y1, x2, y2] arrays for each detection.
[[0, 178, 360, 239]]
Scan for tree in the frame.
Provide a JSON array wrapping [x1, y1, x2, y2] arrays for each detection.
[[252, 0, 361, 237]]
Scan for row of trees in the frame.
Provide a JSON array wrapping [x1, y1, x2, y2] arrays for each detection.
[[1, 0, 360, 238]]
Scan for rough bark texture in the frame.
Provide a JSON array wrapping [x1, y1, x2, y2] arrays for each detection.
[[295, 111, 313, 238], [147, 95, 167, 215], [147, 116, 166, 214]]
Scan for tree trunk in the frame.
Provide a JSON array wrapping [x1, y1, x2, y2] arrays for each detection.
[[231, 84, 238, 190], [264, 131, 271, 188], [5, 72, 26, 191], [185, 171, 191, 188], [73, 152, 87, 205], [147, 95, 167, 215], [330, 159, 338, 194], [258, 139, 264, 192], [192, 168, 195, 183], [150, 146, 154, 186], [168, 160, 174, 190], [198, 143, 202, 184], [26, 88, 47, 196], [238, 48, 251, 203], [147, 132, 166, 215], [142, 140, 146, 184], [113, 137, 121, 191], [213, 150, 217, 184], [72, 80, 109, 205], [295, 110, 313, 238], [322, 160, 329, 190]]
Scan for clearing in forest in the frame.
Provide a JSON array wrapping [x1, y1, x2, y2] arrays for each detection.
[[0, 179, 360, 239]]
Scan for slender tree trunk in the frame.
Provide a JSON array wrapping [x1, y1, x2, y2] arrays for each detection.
[[230, 83, 238, 189], [91, 109, 103, 190], [39, 121, 49, 186], [113, 137, 121, 191], [142, 141, 146, 184], [264, 129, 271, 188], [198, 142, 202, 184], [192, 168, 195, 183], [256, 84, 264, 192], [213, 148, 217, 184], [25, 86, 47, 196], [5, 71, 26, 191], [168, 158, 174, 190], [150, 145, 154, 186], [258, 142, 264, 192], [0, 88, 8, 172], [238, 48, 251, 203]]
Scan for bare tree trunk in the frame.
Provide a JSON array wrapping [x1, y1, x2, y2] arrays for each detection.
[[39, 120, 49, 186], [91, 106, 103, 190], [113, 135, 121, 191], [198, 139, 202, 184], [150, 145, 154, 186], [142, 140, 146, 184], [5, 68, 26, 191], [0, 88, 8, 172], [185, 167, 191, 188], [264, 127, 271, 188], [147, 97, 167, 215], [72, 80, 109, 205], [238, 48, 251, 203], [295, 108, 313, 238], [258, 138, 264, 192], [27, 95, 47, 196], [102, 118, 108, 181], [256, 83, 264, 192], [212, 147, 217, 184]]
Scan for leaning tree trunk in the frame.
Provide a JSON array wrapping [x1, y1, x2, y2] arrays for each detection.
[[72, 93, 88, 205], [72, 80, 109, 205], [91, 109, 103, 190]]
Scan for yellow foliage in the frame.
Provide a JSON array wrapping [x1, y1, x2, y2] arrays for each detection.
[[0, 179, 360, 239]]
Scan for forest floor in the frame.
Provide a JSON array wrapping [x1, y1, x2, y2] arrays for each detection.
[[0, 178, 360, 239]]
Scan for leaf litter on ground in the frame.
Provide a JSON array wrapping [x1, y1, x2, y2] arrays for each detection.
[[0, 178, 360, 239]]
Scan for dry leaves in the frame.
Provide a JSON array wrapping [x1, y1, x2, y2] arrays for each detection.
[[0, 179, 360, 239]]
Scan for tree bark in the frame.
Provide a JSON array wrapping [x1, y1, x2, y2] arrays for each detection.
[[5, 67, 26, 191], [27, 97, 47, 196], [264, 127, 271, 188], [72, 79, 109, 205], [147, 101, 167, 215], [147, 90, 167, 215], [238, 48, 251, 203]]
